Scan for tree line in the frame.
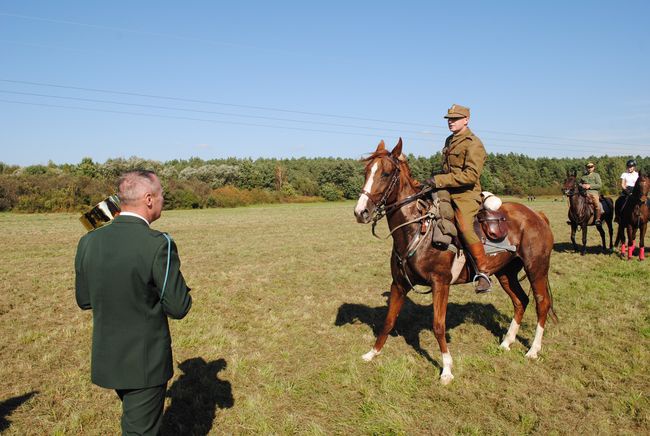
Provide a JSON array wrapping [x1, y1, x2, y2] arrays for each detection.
[[0, 153, 646, 213]]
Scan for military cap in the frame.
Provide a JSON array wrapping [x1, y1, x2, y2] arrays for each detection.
[[586, 162, 595, 168], [444, 104, 470, 119]]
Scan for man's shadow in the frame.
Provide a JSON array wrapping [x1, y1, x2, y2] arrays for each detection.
[[0, 391, 38, 431], [335, 292, 525, 366], [162, 358, 233, 436]]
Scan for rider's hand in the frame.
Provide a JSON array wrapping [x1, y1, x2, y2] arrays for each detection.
[[582, 183, 590, 189]]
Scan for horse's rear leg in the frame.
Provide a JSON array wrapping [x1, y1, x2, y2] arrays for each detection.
[[525, 275, 552, 359], [596, 223, 606, 252], [607, 220, 613, 251], [362, 281, 405, 361], [626, 225, 637, 260], [639, 223, 647, 261], [615, 223, 625, 255], [495, 261, 529, 351], [430, 277, 453, 384]]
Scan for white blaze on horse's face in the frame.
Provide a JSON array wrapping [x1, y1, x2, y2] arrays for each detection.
[[354, 161, 379, 223]]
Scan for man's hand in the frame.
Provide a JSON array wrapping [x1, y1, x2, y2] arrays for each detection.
[[581, 183, 591, 189]]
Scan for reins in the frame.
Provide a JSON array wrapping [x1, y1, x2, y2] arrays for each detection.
[[362, 156, 436, 294], [366, 157, 433, 238]]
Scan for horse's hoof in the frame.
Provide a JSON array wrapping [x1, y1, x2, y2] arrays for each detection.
[[499, 342, 511, 351], [525, 350, 539, 359], [440, 373, 454, 385], [362, 349, 379, 362]]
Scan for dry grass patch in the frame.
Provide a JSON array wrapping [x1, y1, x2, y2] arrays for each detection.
[[0, 199, 648, 434]]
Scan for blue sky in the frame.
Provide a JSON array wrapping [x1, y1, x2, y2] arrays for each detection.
[[1, 1, 649, 166]]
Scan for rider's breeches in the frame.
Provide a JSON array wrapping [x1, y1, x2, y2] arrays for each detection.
[[588, 193, 601, 213], [452, 197, 482, 245]]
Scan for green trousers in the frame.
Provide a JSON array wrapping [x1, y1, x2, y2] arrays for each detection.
[[116, 384, 167, 435], [452, 196, 482, 245]]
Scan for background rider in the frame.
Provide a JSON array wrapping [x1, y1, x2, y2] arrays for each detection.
[[580, 162, 603, 225]]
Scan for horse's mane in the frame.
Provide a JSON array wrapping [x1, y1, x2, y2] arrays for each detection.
[[632, 172, 649, 197], [361, 150, 421, 190]]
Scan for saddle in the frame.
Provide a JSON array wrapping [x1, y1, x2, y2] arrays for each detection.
[[427, 191, 515, 255], [475, 209, 508, 242], [472, 207, 517, 254]]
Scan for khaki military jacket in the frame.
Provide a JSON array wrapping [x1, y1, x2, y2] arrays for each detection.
[[433, 127, 486, 200], [75, 215, 192, 389], [579, 172, 602, 195]]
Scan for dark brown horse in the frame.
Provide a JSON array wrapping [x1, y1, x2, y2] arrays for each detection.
[[562, 172, 613, 255], [614, 173, 649, 260], [353, 139, 555, 384]]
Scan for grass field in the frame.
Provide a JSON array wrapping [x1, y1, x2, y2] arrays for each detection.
[[0, 198, 648, 435]]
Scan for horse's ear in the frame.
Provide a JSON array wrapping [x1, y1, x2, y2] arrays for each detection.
[[391, 137, 403, 158], [376, 140, 386, 152]]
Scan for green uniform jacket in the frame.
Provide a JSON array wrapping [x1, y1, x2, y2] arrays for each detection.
[[432, 128, 487, 244], [432, 127, 486, 198], [75, 215, 192, 389], [579, 172, 602, 195]]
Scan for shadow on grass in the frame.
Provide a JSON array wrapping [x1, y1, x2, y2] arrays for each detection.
[[553, 241, 612, 254], [335, 292, 518, 366], [0, 391, 38, 431], [162, 357, 233, 436]]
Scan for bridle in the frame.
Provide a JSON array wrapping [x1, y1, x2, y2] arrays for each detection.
[[359, 153, 437, 294], [360, 156, 401, 212], [360, 155, 433, 237], [563, 177, 586, 197]]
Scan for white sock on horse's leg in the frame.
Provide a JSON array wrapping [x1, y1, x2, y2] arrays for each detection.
[[440, 352, 454, 384], [500, 319, 520, 350], [525, 323, 544, 359], [362, 348, 380, 362]]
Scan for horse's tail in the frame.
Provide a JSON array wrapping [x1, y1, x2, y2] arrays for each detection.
[[537, 211, 550, 225]]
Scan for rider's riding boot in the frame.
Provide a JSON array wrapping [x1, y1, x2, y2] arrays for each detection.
[[467, 242, 492, 294]]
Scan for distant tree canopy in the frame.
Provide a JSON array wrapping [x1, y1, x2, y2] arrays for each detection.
[[0, 153, 646, 212]]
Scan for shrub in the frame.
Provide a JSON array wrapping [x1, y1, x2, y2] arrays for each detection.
[[319, 183, 343, 201]]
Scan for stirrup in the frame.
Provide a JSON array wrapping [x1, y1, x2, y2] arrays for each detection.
[[472, 272, 492, 294]]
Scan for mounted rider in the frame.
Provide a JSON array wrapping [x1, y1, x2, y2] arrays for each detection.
[[580, 162, 603, 225], [621, 159, 639, 195], [615, 159, 639, 223], [424, 104, 491, 293]]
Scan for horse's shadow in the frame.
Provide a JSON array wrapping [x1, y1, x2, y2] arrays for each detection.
[[162, 357, 234, 436], [335, 292, 527, 366], [553, 241, 611, 254], [0, 391, 38, 431]]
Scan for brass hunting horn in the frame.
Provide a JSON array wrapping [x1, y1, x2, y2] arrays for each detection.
[[79, 195, 121, 231]]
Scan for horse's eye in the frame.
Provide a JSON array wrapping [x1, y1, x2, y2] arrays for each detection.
[[381, 172, 391, 178]]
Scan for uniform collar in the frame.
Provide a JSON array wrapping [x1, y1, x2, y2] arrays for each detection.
[[451, 127, 473, 142], [117, 211, 150, 226]]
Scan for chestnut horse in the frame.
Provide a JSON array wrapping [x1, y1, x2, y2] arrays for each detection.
[[353, 139, 555, 384], [562, 172, 613, 255], [614, 173, 649, 260]]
